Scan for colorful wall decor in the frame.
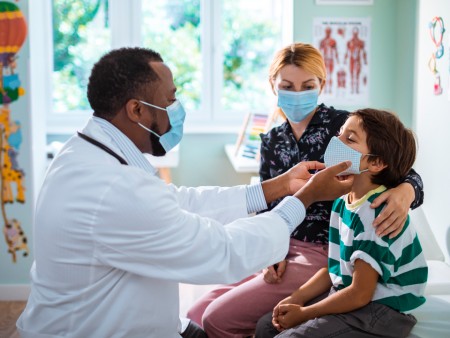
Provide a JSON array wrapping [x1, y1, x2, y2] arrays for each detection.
[[427, 16, 445, 95], [0, 0, 29, 262]]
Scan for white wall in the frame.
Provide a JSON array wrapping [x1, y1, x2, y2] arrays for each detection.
[[414, 0, 450, 262]]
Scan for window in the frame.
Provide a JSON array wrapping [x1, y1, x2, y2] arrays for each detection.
[[52, 0, 111, 113], [47, 0, 293, 134]]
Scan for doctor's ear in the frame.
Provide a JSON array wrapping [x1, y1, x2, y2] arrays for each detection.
[[125, 99, 143, 123]]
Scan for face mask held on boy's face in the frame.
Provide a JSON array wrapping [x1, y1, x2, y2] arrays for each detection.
[[324, 136, 377, 176]]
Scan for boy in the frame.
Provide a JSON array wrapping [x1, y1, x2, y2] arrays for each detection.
[[255, 108, 428, 338]]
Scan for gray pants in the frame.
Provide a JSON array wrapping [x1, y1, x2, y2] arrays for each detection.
[[181, 320, 208, 338], [255, 289, 417, 338]]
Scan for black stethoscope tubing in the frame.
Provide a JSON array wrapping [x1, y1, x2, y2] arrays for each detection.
[[77, 132, 128, 165]]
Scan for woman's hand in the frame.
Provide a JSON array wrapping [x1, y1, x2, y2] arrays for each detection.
[[263, 260, 287, 284], [371, 183, 415, 238]]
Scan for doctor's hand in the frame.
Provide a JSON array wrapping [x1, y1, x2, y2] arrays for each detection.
[[262, 161, 325, 204], [294, 161, 354, 208], [283, 161, 326, 195]]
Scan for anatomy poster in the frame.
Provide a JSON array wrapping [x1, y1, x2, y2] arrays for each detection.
[[313, 17, 371, 106]]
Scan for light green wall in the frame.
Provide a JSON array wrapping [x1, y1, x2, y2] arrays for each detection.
[[394, 0, 417, 128], [170, 134, 255, 187]]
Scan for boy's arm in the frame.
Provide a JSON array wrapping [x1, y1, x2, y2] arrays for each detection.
[[274, 267, 331, 310], [275, 259, 379, 330]]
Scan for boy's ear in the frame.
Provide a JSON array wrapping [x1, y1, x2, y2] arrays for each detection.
[[368, 157, 387, 173]]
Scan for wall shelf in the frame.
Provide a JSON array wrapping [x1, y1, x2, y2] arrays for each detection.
[[224, 144, 259, 173]]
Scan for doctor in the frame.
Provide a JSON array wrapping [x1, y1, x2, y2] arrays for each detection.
[[17, 47, 353, 338]]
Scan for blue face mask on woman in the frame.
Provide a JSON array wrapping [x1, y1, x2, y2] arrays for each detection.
[[138, 100, 186, 153], [277, 88, 319, 123]]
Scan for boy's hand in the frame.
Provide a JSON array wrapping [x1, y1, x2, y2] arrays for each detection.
[[272, 304, 307, 331], [272, 294, 304, 331]]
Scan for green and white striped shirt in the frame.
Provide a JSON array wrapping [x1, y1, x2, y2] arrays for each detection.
[[329, 185, 428, 312]]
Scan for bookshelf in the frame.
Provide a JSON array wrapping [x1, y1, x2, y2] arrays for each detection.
[[225, 109, 285, 174], [224, 144, 259, 173]]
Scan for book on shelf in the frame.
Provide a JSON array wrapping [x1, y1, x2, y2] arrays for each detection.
[[233, 109, 285, 162]]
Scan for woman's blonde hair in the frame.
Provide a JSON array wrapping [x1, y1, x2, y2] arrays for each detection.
[[268, 43, 326, 93]]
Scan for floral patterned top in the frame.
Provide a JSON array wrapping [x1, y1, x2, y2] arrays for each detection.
[[259, 104, 424, 244]]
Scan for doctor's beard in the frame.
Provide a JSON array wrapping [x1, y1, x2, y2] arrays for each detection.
[[149, 132, 167, 157]]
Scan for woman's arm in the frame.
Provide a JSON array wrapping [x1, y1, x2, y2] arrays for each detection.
[[403, 168, 424, 209], [370, 168, 424, 238], [259, 137, 272, 184], [274, 259, 378, 330]]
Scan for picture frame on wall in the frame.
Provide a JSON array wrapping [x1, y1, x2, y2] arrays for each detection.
[[316, 0, 373, 5], [312, 17, 371, 106]]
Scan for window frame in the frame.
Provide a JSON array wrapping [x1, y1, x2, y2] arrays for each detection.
[[42, 0, 293, 135]]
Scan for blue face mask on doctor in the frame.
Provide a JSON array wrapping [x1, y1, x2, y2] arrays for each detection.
[[138, 100, 186, 153], [277, 88, 319, 123]]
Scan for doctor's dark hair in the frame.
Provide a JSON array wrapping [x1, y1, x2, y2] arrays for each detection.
[[87, 47, 163, 119], [351, 108, 417, 188]]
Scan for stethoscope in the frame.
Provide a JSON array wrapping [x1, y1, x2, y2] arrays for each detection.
[[77, 132, 128, 165]]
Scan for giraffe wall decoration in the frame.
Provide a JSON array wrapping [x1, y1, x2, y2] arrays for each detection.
[[0, 0, 29, 262]]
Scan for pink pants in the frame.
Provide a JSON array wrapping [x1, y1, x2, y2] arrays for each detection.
[[186, 239, 328, 338]]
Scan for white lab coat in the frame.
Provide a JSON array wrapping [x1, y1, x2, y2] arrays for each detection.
[[17, 118, 291, 338]]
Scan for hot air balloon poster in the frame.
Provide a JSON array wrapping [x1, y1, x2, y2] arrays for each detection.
[[0, 0, 29, 263]]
